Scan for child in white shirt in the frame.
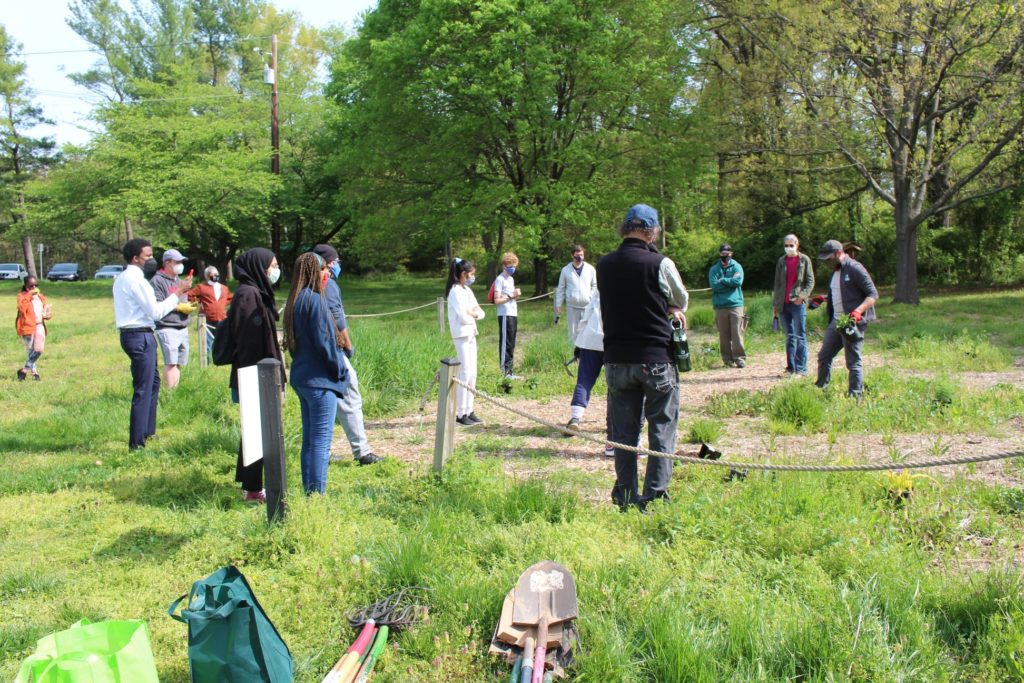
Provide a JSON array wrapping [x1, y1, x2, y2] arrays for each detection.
[[446, 258, 486, 426]]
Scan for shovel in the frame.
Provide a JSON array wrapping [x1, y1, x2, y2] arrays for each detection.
[[562, 354, 579, 377], [512, 561, 578, 683]]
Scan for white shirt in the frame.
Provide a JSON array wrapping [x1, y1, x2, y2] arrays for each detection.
[[574, 291, 604, 352], [31, 295, 43, 321], [212, 282, 223, 300], [555, 261, 597, 309], [447, 284, 485, 339], [113, 264, 181, 329], [830, 272, 845, 320], [495, 272, 517, 317]]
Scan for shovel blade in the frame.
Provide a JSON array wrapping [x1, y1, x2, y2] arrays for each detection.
[[511, 561, 578, 627]]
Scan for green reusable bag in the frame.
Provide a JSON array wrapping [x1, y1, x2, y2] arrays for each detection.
[[15, 618, 160, 683], [168, 566, 293, 683]]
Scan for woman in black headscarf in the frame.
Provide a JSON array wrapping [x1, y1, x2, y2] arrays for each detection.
[[226, 248, 284, 502]]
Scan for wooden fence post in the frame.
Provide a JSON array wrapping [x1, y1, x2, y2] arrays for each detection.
[[437, 297, 446, 333], [433, 358, 460, 473], [198, 313, 208, 368], [258, 359, 287, 522]]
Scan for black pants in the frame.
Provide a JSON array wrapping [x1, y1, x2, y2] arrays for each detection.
[[498, 315, 518, 375], [235, 441, 263, 492], [119, 329, 160, 449]]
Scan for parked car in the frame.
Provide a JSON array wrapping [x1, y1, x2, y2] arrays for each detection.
[[0, 263, 29, 281], [46, 263, 86, 281], [94, 264, 125, 280]]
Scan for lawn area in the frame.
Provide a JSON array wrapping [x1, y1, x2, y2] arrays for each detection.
[[1, 278, 1023, 681]]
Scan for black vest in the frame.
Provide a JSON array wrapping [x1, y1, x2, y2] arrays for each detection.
[[597, 238, 672, 363]]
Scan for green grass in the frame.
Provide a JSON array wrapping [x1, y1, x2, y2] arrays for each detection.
[[0, 280, 1023, 681]]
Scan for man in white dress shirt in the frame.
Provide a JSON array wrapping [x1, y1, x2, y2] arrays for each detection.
[[113, 239, 187, 450]]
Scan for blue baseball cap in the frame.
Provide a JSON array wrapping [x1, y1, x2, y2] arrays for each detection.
[[162, 248, 186, 262], [624, 204, 658, 228]]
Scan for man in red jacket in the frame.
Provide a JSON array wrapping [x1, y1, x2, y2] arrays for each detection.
[[187, 266, 233, 356]]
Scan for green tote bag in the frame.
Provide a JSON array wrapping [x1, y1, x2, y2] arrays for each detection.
[[168, 566, 293, 683], [15, 618, 160, 683]]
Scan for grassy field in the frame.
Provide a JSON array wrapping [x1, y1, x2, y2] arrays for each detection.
[[1, 277, 1023, 681]]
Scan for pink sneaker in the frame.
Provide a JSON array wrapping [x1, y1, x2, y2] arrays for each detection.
[[242, 489, 266, 503]]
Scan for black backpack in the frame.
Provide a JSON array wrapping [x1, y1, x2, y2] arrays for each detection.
[[211, 319, 236, 366]]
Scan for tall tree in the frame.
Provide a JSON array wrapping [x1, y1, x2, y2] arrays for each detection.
[[710, 0, 1024, 303], [0, 26, 56, 278]]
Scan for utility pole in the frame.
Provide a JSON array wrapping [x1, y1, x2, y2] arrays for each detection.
[[269, 34, 281, 258]]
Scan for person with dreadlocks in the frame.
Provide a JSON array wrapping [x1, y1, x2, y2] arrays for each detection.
[[226, 248, 284, 503], [284, 252, 349, 495]]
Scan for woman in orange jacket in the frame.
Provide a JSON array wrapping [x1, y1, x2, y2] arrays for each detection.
[[15, 276, 49, 381]]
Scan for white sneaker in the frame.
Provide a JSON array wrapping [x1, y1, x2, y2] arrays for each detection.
[[604, 446, 615, 457]]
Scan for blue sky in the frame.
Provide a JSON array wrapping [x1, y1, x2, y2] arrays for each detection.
[[4, 0, 377, 146]]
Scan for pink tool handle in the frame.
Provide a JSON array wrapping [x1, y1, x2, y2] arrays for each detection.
[[349, 621, 377, 656]]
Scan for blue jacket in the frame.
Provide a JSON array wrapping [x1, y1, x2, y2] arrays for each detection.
[[324, 277, 348, 331], [709, 259, 744, 309], [288, 288, 348, 396]]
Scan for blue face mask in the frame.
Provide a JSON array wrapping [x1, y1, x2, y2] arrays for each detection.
[[330, 262, 341, 278], [505, 266, 516, 275]]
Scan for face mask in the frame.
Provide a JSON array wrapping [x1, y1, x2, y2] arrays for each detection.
[[784, 246, 797, 257], [172, 263, 184, 275], [505, 266, 516, 275], [209, 275, 219, 283], [330, 262, 341, 278], [143, 258, 159, 279], [832, 258, 842, 271], [573, 255, 583, 263], [267, 267, 281, 284], [466, 275, 476, 286], [720, 254, 731, 263]]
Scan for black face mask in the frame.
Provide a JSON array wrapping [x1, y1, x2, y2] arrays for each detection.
[[209, 275, 219, 283], [142, 258, 159, 280]]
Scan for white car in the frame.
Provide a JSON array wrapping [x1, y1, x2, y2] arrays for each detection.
[[0, 263, 29, 281], [94, 264, 125, 280]]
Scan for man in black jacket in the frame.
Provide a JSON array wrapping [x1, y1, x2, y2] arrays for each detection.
[[598, 204, 689, 511], [815, 240, 878, 398]]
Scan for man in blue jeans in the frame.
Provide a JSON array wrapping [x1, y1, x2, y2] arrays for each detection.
[[772, 234, 815, 376], [597, 204, 688, 511], [112, 238, 187, 450], [815, 240, 878, 398]]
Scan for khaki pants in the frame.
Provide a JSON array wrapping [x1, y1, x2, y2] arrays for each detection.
[[715, 307, 746, 364]]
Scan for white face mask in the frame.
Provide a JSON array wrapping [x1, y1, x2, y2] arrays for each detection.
[[784, 246, 797, 257], [267, 267, 281, 284], [172, 263, 184, 275], [466, 275, 476, 286]]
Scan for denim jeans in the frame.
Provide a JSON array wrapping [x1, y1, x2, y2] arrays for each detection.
[[780, 302, 808, 373], [605, 362, 679, 507], [119, 329, 160, 450], [336, 355, 372, 459], [816, 321, 866, 397], [292, 385, 339, 494]]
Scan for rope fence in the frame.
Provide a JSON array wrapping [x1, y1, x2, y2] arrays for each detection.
[[448, 377, 1024, 473]]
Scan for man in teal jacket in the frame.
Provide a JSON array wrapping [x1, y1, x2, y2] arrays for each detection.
[[709, 243, 746, 367]]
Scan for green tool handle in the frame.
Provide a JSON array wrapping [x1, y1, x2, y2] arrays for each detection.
[[509, 653, 522, 683]]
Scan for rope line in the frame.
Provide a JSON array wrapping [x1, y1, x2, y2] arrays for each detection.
[[450, 378, 1024, 473], [347, 301, 438, 318], [480, 291, 553, 306]]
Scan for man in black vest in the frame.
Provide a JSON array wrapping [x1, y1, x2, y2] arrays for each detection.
[[598, 204, 689, 511]]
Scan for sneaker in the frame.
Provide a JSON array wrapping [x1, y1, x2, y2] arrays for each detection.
[[794, 370, 808, 377], [564, 418, 580, 434], [17, 368, 27, 382], [456, 415, 478, 427], [357, 453, 384, 465], [735, 359, 746, 368], [603, 446, 616, 458], [467, 412, 484, 425], [504, 374, 525, 381], [243, 489, 266, 503]]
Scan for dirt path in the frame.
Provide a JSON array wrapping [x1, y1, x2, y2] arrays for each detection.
[[340, 349, 1024, 491]]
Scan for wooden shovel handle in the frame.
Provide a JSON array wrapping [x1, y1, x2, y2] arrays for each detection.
[[532, 614, 549, 683]]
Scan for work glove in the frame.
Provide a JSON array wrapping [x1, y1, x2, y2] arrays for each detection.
[[808, 294, 826, 310], [850, 309, 862, 323], [175, 302, 197, 314]]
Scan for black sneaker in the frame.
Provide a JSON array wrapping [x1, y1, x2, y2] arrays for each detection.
[[735, 358, 746, 368], [467, 412, 484, 425], [357, 453, 384, 465], [456, 415, 477, 427]]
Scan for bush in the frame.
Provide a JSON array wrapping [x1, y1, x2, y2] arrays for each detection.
[[768, 383, 825, 431]]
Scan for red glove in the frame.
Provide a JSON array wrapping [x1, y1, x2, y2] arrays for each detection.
[[850, 310, 862, 323]]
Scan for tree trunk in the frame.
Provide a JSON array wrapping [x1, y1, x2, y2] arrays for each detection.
[[22, 235, 37, 279], [532, 256, 548, 296], [893, 199, 919, 304], [123, 216, 134, 241]]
